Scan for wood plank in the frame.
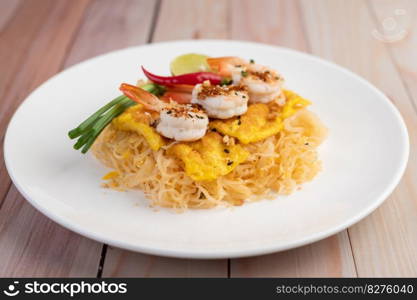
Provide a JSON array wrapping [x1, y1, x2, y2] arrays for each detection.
[[232, 235, 356, 277], [0, 0, 90, 204], [0, 0, 22, 31], [0, 0, 104, 277], [4, 0, 414, 278], [153, 0, 228, 41], [0, 0, 159, 277], [101, 0, 229, 277], [0, 186, 100, 277], [64, 0, 156, 67], [230, 0, 309, 50], [102, 248, 227, 277], [368, 0, 417, 108], [301, 0, 417, 277], [230, 0, 357, 278]]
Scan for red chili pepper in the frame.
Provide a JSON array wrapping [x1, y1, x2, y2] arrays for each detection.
[[165, 84, 194, 93], [161, 91, 192, 104], [142, 66, 222, 86]]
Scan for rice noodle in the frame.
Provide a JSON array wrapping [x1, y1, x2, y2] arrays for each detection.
[[92, 109, 327, 210]]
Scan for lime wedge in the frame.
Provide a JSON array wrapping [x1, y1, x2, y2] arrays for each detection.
[[170, 53, 210, 75]]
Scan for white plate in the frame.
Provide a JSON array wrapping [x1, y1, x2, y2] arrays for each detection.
[[4, 40, 409, 259]]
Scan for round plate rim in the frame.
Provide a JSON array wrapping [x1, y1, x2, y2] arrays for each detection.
[[4, 39, 410, 259]]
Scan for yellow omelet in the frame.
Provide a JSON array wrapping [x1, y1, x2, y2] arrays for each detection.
[[111, 91, 311, 181], [281, 89, 311, 119], [210, 104, 282, 144], [167, 132, 249, 181], [209, 90, 311, 144], [112, 105, 165, 151]]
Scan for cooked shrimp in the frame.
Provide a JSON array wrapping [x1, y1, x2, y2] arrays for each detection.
[[191, 81, 249, 119], [120, 84, 208, 141], [207, 57, 285, 104]]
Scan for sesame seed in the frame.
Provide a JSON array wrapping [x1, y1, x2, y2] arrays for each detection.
[[227, 160, 233, 166], [197, 84, 247, 100], [224, 149, 230, 153]]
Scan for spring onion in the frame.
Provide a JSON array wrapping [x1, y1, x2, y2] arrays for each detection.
[[68, 83, 165, 154]]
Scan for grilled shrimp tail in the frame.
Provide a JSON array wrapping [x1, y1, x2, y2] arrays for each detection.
[[120, 83, 164, 111], [207, 57, 246, 77]]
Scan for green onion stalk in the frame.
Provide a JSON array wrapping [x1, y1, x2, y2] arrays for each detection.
[[68, 83, 165, 154]]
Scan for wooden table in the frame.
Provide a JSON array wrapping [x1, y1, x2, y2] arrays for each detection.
[[1, 0, 416, 277]]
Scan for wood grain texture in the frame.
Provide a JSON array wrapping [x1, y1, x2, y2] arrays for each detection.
[[102, 248, 227, 277], [0, 0, 161, 278], [301, 0, 417, 277], [0, 0, 103, 277], [64, 0, 156, 67], [1, 0, 416, 277], [0, 0, 22, 31], [0, 186, 101, 277], [101, 0, 229, 277], [0, 0, 90, 205], [368, 0, 417, 109], [153, 0, 228, 41], [230, 0, 309, 50], [232, 234, 356, 277], [229, 0, 357, 278]]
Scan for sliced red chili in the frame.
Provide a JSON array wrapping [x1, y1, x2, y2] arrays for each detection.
[[142, 66, 222, 86]]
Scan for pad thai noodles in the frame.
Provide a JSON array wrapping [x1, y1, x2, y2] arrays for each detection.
[[68, 54, 327, 210]]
